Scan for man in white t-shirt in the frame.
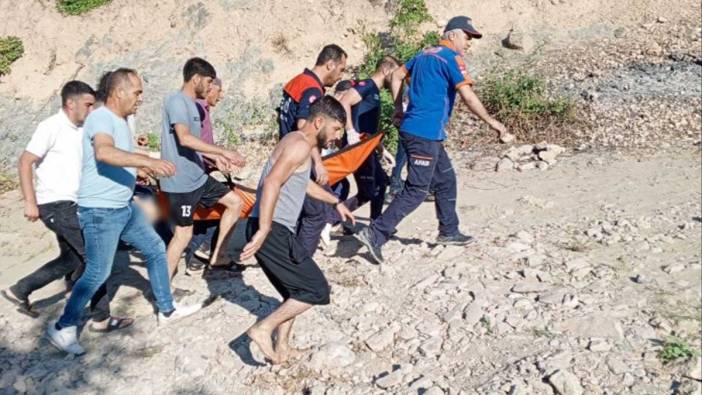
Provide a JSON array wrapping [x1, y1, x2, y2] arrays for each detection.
[[1, 81, 133, 333]]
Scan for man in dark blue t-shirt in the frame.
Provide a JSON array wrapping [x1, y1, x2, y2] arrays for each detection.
[[355, 16, 513, 264], [327, 56, 399, 228]]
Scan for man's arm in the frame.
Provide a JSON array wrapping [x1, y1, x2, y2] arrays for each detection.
[[390, 66, 408, 125], [339, 89, 363, 143], [17, 151, 41, 221], [306, 180, 355, 224], [457, 85, 509, 139], [173, 124, 245, 166], [93, 134, 175, 176]]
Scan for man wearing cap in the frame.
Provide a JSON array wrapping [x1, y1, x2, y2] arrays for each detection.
[[355, 16, 513, 264]]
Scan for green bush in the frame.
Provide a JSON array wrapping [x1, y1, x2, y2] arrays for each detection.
[[0, 36, 24, 76], [56, 0, 111, 15], [146, 132, 160, 151], [477, 71, 576, 142], [357, 0, 437, 153]]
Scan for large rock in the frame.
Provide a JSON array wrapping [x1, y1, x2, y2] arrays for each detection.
[[496, 157, 516, 172], [554, 315, 624, 340], [547, 370, 584, 395], [309, 342, 356, 370], [365, 329, 395, 352]]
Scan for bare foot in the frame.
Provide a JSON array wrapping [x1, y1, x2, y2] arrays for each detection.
[[247, 325, 280, 364], [277, 346, 310, 364]]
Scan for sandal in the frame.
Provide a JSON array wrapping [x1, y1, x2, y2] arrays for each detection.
[[89, 316, 134, 333], [1, 289, 39, 318]]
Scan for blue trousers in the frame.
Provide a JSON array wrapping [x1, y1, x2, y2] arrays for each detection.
[[58, 202, 174, 327], [369, 132, 459, 246]]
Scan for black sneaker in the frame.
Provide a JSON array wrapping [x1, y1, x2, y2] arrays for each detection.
[[436, 232, 476, 246], [354, 227, 384, 264], [185, 259, 207, 276], [341, 222, 356, 235], [2, 289, 39, 318], [204, 262, 245, 276]]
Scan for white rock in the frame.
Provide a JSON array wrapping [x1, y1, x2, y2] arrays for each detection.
[[375, 369, 404, 389], [684, 356, 702, 381], [587, 338, 612, 352], [554, 315, 624, 340], [464, 302, 485, 328], [512, 282, 550, 293], [365, 329, 395, 352], [548, 370, 584, 395], [514, 230, 535, 243], [496, 157, 515, 172], [309, 342, 356, 370]]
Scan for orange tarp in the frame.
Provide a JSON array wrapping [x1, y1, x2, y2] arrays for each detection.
[[156, 132, 384, 221]]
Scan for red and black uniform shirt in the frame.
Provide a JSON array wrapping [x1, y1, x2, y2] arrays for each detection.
[[278, 68, 324, 138]]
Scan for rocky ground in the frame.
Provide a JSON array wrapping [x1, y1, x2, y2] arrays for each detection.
[[0, 145, 700, 394]]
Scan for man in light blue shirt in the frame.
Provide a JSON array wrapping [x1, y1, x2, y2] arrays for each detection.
[[47, 68, 202, 355]]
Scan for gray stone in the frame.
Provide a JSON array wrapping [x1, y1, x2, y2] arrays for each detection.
[[548, 370, 584, 395], [419, 337, 443, 357]]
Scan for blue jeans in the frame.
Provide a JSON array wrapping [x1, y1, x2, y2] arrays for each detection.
[[389, 138, 407, 193], [58, 202, 174, 327], [369, 132, 459, 246]]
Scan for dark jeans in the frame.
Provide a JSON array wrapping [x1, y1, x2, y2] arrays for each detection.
[[328, 152, 388, 223], [296, 185, 334, 258], [10, 201, 110, 321], [369, 132, 459, 246], [185, 220, 218, 263], [389, 138, 407, 193]]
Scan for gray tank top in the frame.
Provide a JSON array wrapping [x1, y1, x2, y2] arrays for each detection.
[[251, 155, 311, 233]]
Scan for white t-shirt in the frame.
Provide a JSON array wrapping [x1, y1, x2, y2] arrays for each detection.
[[25, 110, 83, 205]]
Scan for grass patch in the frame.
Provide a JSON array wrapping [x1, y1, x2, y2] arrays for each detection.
[[145, 132, 160, 151], [477, 71, 578, 144], [56, 0, 111, 15], [0, 172, 18, 194], [659, 336, 700, 364], [0, 36, 24, 76]]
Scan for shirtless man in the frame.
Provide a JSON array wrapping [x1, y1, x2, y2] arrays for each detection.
[[240, 96, 354, 364]]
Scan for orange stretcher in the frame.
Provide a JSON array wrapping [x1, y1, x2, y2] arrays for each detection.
[[156, 131, 385, 221]]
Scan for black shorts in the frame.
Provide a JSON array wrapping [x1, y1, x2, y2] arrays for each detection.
[[165, 176, 231, 226], [245, 219, 330, 305]]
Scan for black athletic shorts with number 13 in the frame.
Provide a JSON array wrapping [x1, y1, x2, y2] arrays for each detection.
[[166, 176, 231, 226]]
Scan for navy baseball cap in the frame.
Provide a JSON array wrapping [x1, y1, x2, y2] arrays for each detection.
[[444, 16, 482, 39]]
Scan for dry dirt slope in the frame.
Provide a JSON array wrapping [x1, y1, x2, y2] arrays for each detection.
[[0, 0, 699, 168]]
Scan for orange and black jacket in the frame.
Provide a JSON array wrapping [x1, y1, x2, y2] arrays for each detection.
[[278, 68, 324, 138]]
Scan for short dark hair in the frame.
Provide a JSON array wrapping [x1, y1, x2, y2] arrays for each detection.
[[308, 95, 347, 125], [99, 68, 138, 99], [335, 80, 355, 94], [183, 57, 217, 82], [96, 71, 112, 102], [376, 55, 400, 71], [60, 80, 95, 107], [315, 44, 347, 66]]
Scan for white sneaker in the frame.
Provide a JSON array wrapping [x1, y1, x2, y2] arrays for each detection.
[[158, 302, 202, 326], [46, 321, 85, 355], [320, 223, 332, 249], [193, 242, 211, 261]]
